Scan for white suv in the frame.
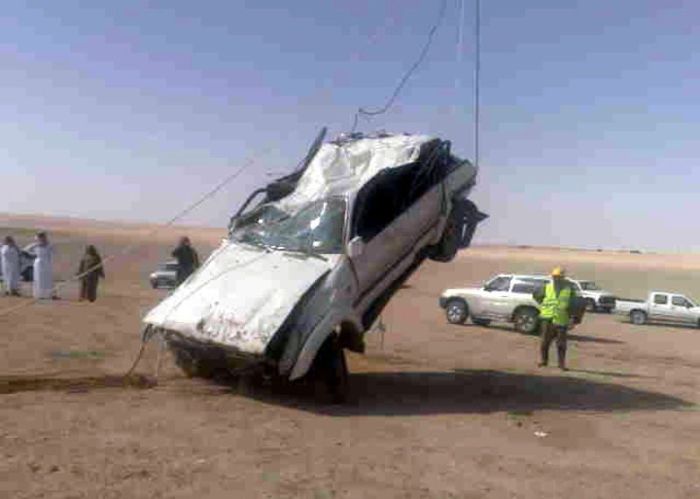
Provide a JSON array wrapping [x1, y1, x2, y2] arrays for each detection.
[[439, 274, 550, 334]]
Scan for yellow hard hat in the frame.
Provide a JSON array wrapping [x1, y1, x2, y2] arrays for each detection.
[[551, 266, 566, 277]]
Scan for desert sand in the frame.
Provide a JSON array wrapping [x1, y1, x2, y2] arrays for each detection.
[[1, 215, 699, 498]]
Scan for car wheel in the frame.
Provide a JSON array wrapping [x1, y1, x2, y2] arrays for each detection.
[[585, 299, 597, 313], [310, 335, 349, 404], [445, 299, 468, 324], [428, 207, 463, 263], [514, 308, 539, 335], [630, 310, 647, 325], [472, 318, 491, 327]]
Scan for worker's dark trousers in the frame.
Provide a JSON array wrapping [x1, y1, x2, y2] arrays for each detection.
[[539, 319, 568, 367]]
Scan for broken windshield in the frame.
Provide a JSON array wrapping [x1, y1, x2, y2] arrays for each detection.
[[232, 197, 346, 254]]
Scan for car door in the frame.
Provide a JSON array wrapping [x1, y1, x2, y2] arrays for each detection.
[[385, 161, 443, 261], [479, 276, 513, 319], [670, 295, 695, 324], [349, 178, 405, 302], [649, 293, 671, 322]]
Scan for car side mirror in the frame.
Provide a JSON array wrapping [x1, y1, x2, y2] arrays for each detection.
[[347, 236, 364, 258]]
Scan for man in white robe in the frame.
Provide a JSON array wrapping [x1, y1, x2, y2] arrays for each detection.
[[31, 232, 56, 300], [1, 236, 21, 296]]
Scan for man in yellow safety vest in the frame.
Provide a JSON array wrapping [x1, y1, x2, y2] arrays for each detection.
[[533, 266, 576, 370]]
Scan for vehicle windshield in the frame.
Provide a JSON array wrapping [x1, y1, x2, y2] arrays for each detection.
[[579, 281, 601, 291], [231, 197, 346, 254]]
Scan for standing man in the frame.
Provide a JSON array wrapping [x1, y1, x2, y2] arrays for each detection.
[[31, 232, 57, 300], [1, 236, 21, 296], [78, 245, 105, 302], [171, 236, 200, 286], [533, 266, 576, 371]]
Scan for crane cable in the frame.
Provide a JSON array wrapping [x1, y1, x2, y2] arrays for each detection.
[[350, 0, 448, 133]]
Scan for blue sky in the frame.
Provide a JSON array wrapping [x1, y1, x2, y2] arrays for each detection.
[[1, 0, 698, 251]]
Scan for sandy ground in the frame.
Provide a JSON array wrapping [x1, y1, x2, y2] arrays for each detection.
[[1, 216, 699, 498]]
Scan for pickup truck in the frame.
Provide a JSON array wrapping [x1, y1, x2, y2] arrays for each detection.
[[569, 279, 616, 313], [439, 273, 586, 334], [615, 292, 700, 327]]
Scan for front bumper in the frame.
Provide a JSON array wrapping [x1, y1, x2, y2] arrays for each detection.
[[438, 296, 448, 309]]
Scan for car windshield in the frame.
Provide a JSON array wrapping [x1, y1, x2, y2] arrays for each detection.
[[231, 197, 346, 255], [579, 281, 601, 291]]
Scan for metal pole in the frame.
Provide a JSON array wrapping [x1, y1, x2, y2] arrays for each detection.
[[474, 0, 481, 169]]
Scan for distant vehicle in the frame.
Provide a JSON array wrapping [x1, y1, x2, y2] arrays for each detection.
[[0, 244, 37, 282], [614, 292, 700, 328], [569, 279, 616, 313], [149, 261, 179, 289], [439, 273, 586, 334]]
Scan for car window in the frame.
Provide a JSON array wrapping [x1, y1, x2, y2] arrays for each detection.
[[165, 263, 179, 271], [653, 294, 668, 305], [485, 276, 512, 292], [672, 296, 690, 307], [234, 198, 347, 254], [511, 282, 535, 294], [580, 281, 601, 291]]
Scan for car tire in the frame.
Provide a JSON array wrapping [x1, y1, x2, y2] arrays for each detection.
[[630, 310, 647, 325], [445, 299, 468, 324], [585, 299, 597, 313], [428, 212, 461, 262], [513, 308, 539, 335], [310, 335, 349, 404], [472, 318, 491, 327]]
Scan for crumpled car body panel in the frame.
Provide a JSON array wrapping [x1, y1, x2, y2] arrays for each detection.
[[143, 241, 335, 355]]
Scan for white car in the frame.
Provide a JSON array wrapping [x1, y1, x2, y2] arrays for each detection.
[[439, 274, 549, 334], [439, 273, 587, 334], [570, 279, 616, 313], [615, 291, 700, 328], [149, 261, 179, 289], [142, 131, 486, 400]]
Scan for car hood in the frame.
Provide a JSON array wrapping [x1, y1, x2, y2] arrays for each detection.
[[143, 241, 335, 355]]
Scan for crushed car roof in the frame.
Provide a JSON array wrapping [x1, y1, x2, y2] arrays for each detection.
[[275, 133, 434, 213]]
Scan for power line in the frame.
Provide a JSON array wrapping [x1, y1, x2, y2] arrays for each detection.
[[351, 0, 448, 133]]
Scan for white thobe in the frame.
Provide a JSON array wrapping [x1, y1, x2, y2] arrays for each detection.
[[1, 244, 21, 293], [32, 244, 54, 299]]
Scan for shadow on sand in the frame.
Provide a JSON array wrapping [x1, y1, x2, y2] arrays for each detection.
[[241, 368, 692, 417], [461, 323, 625, 345]]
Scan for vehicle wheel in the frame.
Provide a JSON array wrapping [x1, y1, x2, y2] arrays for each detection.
[[445, 299, 468, 324], [171, 345, 220, 379], [472, 318, 491, 327], [513, 308, 539, 335], [311, 335, 349, 404], [428, 209, 462, 263], [585, 299, 597, 313], [630, 310, 647, 325]]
